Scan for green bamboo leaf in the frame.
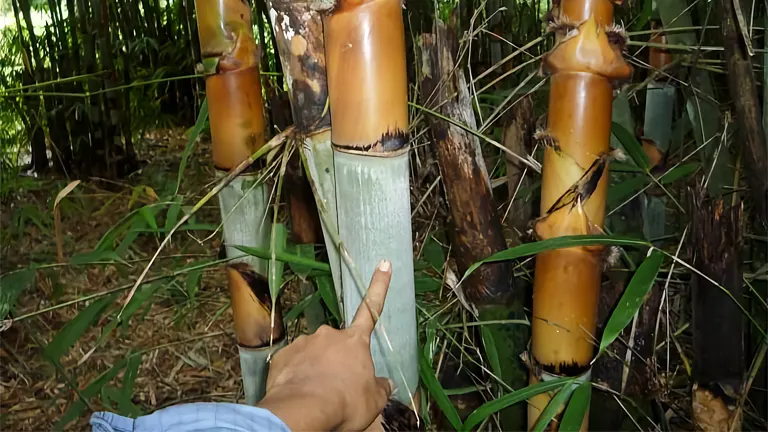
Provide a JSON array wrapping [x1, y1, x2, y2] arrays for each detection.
[[269, 223, 288, 299], [175, 98, 208, 195], [117, 354, 143, 417], [315, 275, 341, 322], [612, 122, 650, 171], [0, 267, 36, 320], [138, 205, 158, 230], [286, 243, 316, 278], [659, 163, 700, 185], [559, 380, 591, 431], [284, 291, 320, 323], [463, 236, 651, 281], [120, 283, 161, 330], [531, 381, 576, 432], [599, 249, 664, 352], [55, 353, 136, 429], [414, 272, 442, 293], [462, 377, 572, 431], [44, 294, 118, 363], [422, 235, 446, 271], [164, 201, 181, 235], [235, 245, 331, 272], [419, 351, 463, 431], [481, 326, 502, 382]]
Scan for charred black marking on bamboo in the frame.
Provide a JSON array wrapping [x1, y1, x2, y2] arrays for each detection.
[[540, 361, 591, 377], [269, 1, 331, 132], [689, 192, 745, 400], [331, 129, 409, 153], [382, 398, 424, 432], [545, 154, 607, 215], [720, 0, 767, 230], [229, 263, 286, 348]]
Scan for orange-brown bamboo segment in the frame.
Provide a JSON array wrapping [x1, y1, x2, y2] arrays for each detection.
[[648, 23, 673, 71], [530, 1, 630, 426], [194, 0, 266, 170], [559, 0, 613, 26], [206, 67, 266, 170], [195, 0, 258, 69], [324, 0, 409, 153], [227, 264, 286, 348]]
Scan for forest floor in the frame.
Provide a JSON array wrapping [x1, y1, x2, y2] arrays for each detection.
[[0, 128, 306, 431]]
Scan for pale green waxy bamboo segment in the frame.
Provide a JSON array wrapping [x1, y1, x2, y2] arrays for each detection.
[[301, 132, 344, 314], [218, 175, 272, 276], [644, 83, 676, 152], [334, 150, 418, 404], [643, 82, 676, 241], [238, 340, 287, 405]]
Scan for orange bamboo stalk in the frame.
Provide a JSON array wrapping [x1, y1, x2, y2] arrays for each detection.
[[528, 0, 631, 428], [195, 0, 266, 170]]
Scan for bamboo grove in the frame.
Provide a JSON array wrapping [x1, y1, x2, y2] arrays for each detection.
[[3, 0, 767, 430]]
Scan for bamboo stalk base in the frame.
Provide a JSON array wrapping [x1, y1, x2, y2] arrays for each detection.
[[333, 149, 418, 404], [239, 339, 287, 405]]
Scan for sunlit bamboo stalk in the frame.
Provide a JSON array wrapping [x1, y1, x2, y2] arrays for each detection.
[[193, 0, 285, 405], [324, 0, 418, 405], [528, 1, 631, 428]]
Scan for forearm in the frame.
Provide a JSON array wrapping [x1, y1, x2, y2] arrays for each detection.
[[258, 384, 339, 431]]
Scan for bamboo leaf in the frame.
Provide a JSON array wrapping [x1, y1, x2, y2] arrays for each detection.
[[481, 326, 502, 381], [175, 98, 208, 195], [462, 377, 572, 431], [659, 163, 699, 185], [599, 249, 664, 352], [612, 122, 649, 171], [54, 180, 81, 210], [559, 380, 591, 431], [531, 381, 576, 432], [0, 268, 36, 320], [315, 275, 341, 322], [286, 243, 316, 278], [414, 272, 442, 293], [284, 291, 320, 323], [463, 236, 651, 281], [235, 245, 331, 272], [419, 351, 463, 431], [164, 201, 181, 235], [44, 294, 118, 363], [117, 354, 143, 417], [269, 223, 288, 299], [56, 353, 135, 429], [138, 206, 158, 230]]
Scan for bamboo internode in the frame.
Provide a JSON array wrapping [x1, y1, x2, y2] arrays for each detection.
[[529, 0, 631, 428], [325, 0, 409, 154]]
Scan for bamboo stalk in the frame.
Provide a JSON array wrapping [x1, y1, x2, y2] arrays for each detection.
[[528, 2, 631, 428], [266, 0, 343, 320], [642, 21, 675, 242], [324, 0, 418, 404], [193, 0, 285, 405], [418, 20, 528, 429]]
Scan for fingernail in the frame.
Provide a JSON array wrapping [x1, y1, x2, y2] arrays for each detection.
[[378, 259, 391, 272]]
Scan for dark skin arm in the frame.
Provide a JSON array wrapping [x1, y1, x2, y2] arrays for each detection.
[[257, 260, 394, 431]]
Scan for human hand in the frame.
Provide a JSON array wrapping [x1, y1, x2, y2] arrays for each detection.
[[258, 260, 395, 431]]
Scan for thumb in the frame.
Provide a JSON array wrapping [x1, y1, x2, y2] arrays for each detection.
[[374, 377, 395, 409]]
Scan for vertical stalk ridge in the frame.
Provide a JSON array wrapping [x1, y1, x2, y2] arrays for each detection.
[[529, 2, 631, 428]]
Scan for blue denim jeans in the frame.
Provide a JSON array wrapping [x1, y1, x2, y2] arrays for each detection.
[[90, 402, 290, 432]]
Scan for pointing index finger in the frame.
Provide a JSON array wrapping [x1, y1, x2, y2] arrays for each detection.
[[351, 260, 392, 335]]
